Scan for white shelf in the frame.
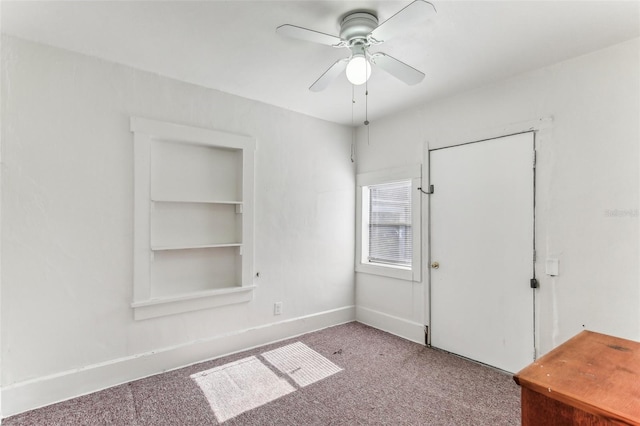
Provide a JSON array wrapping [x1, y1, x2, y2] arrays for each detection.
[[151, 198, 242, 205], [151, 243, 242, 251], [131, 285, 256, 320]]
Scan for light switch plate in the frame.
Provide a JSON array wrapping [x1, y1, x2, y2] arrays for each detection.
[[546, 258, 559, 276]]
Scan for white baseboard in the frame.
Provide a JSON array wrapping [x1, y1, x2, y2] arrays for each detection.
[[2, 306, 355, 418], [356, 306, 425, 344]]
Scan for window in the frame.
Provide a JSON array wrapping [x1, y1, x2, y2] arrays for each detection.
[[366, 180, 412, 267], [356, 165, 421, 281]]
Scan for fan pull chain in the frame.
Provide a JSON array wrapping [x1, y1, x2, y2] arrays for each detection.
[[351, 85, 356, 162], [351, 85, 355, 126], [364, 79, 370, 145], [364, 90, 369, 127]]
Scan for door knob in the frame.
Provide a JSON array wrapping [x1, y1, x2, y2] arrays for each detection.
[[431, 261, 439, 269]]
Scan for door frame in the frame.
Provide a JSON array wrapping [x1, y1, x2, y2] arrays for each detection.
[[422, 117, 552, 361]]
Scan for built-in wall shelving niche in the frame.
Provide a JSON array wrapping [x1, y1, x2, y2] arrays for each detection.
[[131, 117, 255, 320]]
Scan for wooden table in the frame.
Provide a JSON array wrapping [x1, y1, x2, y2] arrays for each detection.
[[514, 330, 640, 425]]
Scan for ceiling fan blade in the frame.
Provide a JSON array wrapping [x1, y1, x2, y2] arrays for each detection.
[[368, 0, 436, 44], [370, 52, 425, 85], [277, 24, 343, 47], [309, 58, 349, 92]]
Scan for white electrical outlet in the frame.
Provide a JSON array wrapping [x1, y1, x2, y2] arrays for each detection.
[[274, 302, 283, 315]]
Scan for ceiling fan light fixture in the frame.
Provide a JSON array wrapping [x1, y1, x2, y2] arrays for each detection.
[[346, 54, 371, 85], [277, 1, 435, 91]]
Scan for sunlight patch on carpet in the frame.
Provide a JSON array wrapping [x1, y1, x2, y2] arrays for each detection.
[[191, 356, 295, 423], [262, 341, 343, 387]]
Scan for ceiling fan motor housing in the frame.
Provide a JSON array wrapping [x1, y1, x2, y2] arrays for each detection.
[[340, 12, 378, 44]]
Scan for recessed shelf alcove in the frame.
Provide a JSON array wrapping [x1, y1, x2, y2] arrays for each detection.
[[131, 117, 255, 320]]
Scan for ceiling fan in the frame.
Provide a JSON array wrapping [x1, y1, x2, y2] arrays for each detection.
[[276, 0, 436, 92]]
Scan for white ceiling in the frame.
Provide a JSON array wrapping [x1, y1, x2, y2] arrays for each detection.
[[2, 1, 639, 126]]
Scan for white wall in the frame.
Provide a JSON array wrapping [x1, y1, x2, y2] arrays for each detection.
[[355, 38, 639, 357], [0, 36, 355, 416]]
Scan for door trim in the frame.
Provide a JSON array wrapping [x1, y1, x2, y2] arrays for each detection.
[[425, 131, 538, 361]]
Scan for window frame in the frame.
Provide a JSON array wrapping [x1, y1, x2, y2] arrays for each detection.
[[356, 165, 422, 281]]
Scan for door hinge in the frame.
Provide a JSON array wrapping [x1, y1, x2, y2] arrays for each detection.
[[418, 185, 434, 195], [533, 150, 537, 169], [530, 278, 539, 289], [533, 250, 536, 261]]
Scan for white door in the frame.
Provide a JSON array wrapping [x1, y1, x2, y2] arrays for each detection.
[[429, 132, 535, 373]]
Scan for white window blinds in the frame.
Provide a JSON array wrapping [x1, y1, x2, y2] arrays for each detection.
[[367, 180, 412, 267]]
